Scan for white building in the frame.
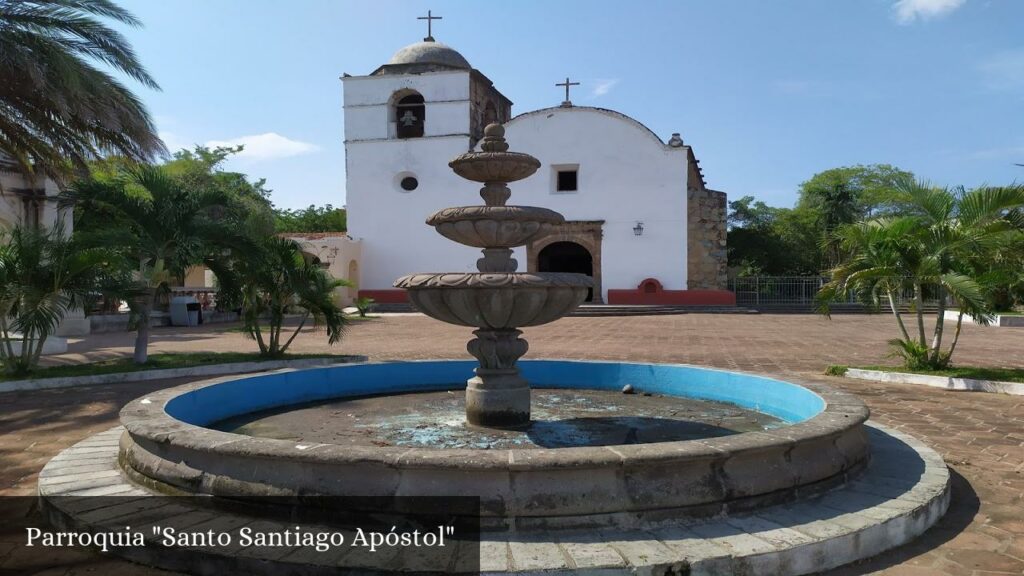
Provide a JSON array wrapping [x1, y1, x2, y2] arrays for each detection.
[[0, 162, 65, 233], [344, 38, 729, 306], [1, 160, 90, 337], [283, 232, 363, 305]]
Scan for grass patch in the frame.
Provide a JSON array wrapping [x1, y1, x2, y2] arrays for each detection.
[[0, 352, 346, 382], [848, 365, 1024, 383], [824, 365, 848, 377]]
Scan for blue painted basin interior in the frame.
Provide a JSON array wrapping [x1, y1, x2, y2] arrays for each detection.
[[165, 360, 825, 429]]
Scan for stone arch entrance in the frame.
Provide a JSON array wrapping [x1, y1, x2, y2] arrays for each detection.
[[538, 242, 594, 302], [527, 220, 604, 303]]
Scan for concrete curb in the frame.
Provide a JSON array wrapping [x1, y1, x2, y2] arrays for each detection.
[[0, 356, 368, 394], [845, 368, 1024, 396]]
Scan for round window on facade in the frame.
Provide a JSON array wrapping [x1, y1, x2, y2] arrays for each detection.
[[400, 176, 419, 191]]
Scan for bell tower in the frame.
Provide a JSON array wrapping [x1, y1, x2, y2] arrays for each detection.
[[341, 25, 512, 298]]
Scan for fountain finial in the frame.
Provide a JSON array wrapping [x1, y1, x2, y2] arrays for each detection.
[[480, 123, 509, 153]]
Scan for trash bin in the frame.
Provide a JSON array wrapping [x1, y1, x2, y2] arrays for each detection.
[[169, 296, 201, 327]]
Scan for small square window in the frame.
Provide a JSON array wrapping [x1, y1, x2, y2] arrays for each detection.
[[556, 170, 578, 192]]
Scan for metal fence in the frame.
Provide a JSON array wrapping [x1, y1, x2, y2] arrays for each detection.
[[730, 276, 833, 308], [728, 276, 938, 310]]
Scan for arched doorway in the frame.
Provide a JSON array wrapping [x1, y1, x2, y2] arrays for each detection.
[[347, 260, 359, 302], [538, 241, 594, 302]]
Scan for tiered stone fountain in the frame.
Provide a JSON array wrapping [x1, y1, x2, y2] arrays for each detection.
[[395, 123, 592, 428]]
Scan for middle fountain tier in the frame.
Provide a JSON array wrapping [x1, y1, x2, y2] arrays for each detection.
[[395, 123, 592, 428]]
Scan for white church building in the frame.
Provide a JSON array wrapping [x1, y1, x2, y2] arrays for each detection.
[[344, 34, 730, 306]]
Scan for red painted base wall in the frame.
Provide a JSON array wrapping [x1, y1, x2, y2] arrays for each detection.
[[607, 278, 736, 306], [358, 289, 408, 304]]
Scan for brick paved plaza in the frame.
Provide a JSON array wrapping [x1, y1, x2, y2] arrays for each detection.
[[2, 313, 1023, 575]]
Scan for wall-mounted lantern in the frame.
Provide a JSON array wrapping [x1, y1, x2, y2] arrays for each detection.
[[633, 221, 644, 236]]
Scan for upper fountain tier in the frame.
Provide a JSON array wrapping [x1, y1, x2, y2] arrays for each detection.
[[428, 124, 562, 250], [450, 124, 541, 187]]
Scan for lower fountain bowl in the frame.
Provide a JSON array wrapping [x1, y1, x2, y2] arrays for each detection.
[[394, 272, 592, 328], [118, 360, 870, 530]]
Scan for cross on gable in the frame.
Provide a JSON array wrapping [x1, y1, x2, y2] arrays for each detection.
[[556, 77, 580, 107], [418, 10, 442, 42]]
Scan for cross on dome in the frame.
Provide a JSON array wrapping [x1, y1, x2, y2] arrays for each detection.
[[417, 10, 442, 42]]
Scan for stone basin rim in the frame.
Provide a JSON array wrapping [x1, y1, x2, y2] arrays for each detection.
[[119, 359, 869, 471], [394, 271, 595, 289], [426, 205, 565, 225]]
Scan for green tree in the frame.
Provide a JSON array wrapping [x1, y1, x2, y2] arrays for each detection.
[[0, 224, 118, 374], [727, 196, 819, 275], [798, 164, 913, 218], [67, 165, 228, 363], [163, 145, 276, 242], [818, 177, 1024, 369], [0, 0, 164, 181], [275, 205, 347, 233], [236, 236, 349, 357], [799, 165, 914, 269]]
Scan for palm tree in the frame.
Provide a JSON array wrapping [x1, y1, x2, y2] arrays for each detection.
[[236, 236, 348, 357], [0, 223, 116, 374], [0, 0, 164, 181], [67, 164, 226, 363], [818, 177, 1024, 369], [806, 182, 860, 270]]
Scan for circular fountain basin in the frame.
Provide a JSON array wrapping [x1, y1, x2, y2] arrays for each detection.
[[119, 360, 869, 530], [393, 273, 592, 328]]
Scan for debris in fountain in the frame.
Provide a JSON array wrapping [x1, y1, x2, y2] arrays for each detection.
[[215, 389, 787, 450]]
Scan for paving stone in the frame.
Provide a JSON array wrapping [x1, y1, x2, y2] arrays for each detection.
[[479, 540, 510, 572], [36, 469, 121, 485], [62, 483, 139, 497], [508, 538, 568, 571], [43, 473, 124, 494], [653, 525, 733, 574], [557, 540, 626, 569], [598, 530, 679, 567], [38, 461, 116, 478]]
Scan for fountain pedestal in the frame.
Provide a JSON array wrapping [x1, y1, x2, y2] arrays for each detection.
[[466, 328, 529, 426], [395, 124, 591, 427]]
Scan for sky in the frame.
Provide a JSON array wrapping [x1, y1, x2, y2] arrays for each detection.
[[117, 0, 1024, 210]]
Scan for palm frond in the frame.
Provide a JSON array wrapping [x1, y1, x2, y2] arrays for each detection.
[[0, 0, 162, 179]]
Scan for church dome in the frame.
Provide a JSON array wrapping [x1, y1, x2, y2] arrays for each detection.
[[387, 41, 471, 69]]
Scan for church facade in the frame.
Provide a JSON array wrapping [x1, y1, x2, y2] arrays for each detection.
[[344, 38, 729, 306]]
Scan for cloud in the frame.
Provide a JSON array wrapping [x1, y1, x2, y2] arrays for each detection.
[[978, 49, 1024, 91], [590, 79, 620, 98], [892, 0, 965, 24], [204, 132, 319, 160]]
